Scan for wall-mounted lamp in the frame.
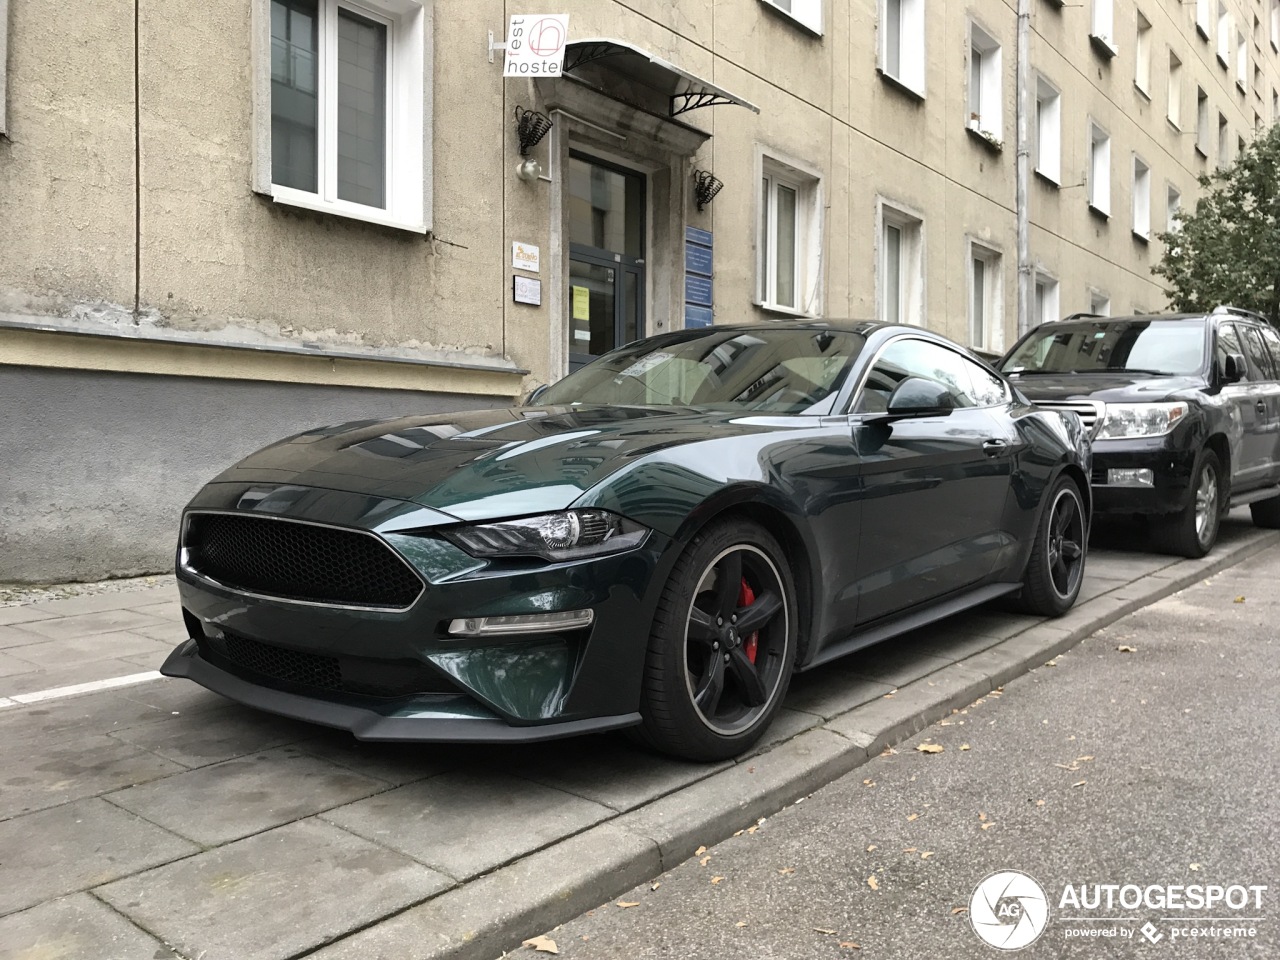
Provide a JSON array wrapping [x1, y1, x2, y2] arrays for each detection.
[[694, 169, 724, 211], [514, 106, 553, 183]]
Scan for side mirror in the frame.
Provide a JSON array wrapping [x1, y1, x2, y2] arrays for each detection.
[[1221, 353, 1247, 385], [524, 383, 551, 405], [885, 376, 956, 417]]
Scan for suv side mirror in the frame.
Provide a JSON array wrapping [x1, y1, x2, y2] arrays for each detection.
[[1221, 353, 1247, 385], [885, 377, 956, 417]]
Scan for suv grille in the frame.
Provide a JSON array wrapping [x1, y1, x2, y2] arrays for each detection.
[[1034, 400, 1106, 438], [204, 632, 460, 699], [184, 513, 424, 609]]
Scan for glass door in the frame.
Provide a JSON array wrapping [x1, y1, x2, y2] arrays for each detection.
[[567, 152, 646, 371]]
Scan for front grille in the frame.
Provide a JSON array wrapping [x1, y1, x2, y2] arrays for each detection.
[[1035, 399, 1106, 438], [184, 513, 423, 609], [205, 632, 459, 699]]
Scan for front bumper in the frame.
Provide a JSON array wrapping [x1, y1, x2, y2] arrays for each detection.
[[1089, 435, 1198, 516]]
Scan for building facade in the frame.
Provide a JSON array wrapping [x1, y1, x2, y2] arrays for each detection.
[[2, 0, 1277, 581]]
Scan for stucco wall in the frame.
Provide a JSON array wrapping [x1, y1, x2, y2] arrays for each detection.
[[0, 366, 504, 583]]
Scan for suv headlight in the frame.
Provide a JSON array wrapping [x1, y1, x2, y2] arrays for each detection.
[[1096, 402, 1188, 439], [443, 509, 648, 561]]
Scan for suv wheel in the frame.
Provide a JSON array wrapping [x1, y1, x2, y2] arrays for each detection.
[[1151, 449, 1221, 558]]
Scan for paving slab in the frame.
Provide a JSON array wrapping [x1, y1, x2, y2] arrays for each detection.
[[106, 746, 389, 845], [23, 587, 177, 618], [11, 610, 169, 642], [293, 731, 467, 786], [0, 607, 58, 628], [322, 769, 614, 881], [0, 658, 157, 699], [107, 700, 319, 768], [307, 823, 661, 960], [0, 797, 198, 915], [0, 892, 180, 960], [96, 819, 452, 960], [0, 651, 37, 680], [3, 631, 176, 669], [823, 663, 991, 752], [0, 624, 50, 651], [784, 662, 896, 719], [0, 733, 185, 820]]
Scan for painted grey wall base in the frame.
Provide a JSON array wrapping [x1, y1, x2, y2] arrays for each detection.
[[0, 367, 503, 584]]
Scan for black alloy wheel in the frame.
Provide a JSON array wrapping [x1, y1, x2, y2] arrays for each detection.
[[635, 520, 797, 761], [1019, 476, 1087, 616]]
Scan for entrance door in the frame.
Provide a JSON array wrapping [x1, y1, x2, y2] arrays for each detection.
[[567, 153, 646, 371]]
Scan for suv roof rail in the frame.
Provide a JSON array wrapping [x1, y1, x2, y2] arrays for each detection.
[[1058, 312, 1107, 322], [1211, 304, 1267, 321]]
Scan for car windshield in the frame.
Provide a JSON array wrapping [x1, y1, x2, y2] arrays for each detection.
[[537, 328, 867, 413], [1001, 320, 1206, 376]]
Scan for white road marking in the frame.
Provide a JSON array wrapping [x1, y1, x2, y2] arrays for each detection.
[[5, 671, 167, 706]]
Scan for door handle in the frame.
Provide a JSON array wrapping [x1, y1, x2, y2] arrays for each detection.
[[982, 439, 1009, 457]]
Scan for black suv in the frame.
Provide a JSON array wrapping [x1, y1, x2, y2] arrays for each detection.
[[998, 307, 1280, 557]]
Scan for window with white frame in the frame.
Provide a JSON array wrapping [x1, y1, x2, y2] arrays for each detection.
[[969, 242, 1003, 351], [0, 0, 8, 136], [1218, 112, 1230, 166], [1237, 29, 1248, 89], [1135, 11, 1152, 95], [1034, 273, 1061, 327], [1167, 183, 1182, 232], [1197, 0, 1212, 39], [1273, 88, 1279, 121], [1273, 0, 1280, 51], [1218, 3, 1231, 66], [259, 0, 429, 232], [1092, 0, 1116, 53], [1168, 51, 1183, 127], [878, 203, 925, 326], [1132, 155, 1151, 240], [1196, 86, 1210, 155], [968, 23, 1004, 141], [1090, 291, 1112, 316], [880, 0, 926, 95], [758, 156, 822, 314], [760, 0, 823, 34], [1089, 122, 1111, 216], [1035, 75, 1062, 183]]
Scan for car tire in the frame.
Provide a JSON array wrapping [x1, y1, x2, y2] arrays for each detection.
[[1018, 475, 1088, 617], [1151, 449, 1222, 558], [1249, 493, 1280, 528], [633, 519, 797, 762]]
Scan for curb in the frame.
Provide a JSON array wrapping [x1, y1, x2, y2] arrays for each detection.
[[306, 527, 1280, 960]]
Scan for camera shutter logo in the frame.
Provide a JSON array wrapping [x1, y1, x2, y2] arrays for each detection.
[[970, 871, 1051, 950]]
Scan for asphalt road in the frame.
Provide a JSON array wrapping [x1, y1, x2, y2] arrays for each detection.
[[520, 545, 1280, 959]]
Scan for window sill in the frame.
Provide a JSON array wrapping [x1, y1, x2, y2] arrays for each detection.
[[1195, 144, 1209, 159], [1135, 83, 1152, 102], [1197, 24, 1211, 40], [1167, 117, 1182, 134], [270, 187, 427, 235], [1034, 168, 1061, 188], [1236, 80, 1247, 94], [1088, 203, 1111, 221], [966, 124, 1004, 152], [1089, 34, 1118, 59], [1132, 229, 1150, 244], [877, 70, 926, 102], [754, 300, 818, 320], [757, 0, 824, 37], [1217, 54, 1229, 69]]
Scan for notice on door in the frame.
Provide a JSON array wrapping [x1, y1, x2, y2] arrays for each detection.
[[572, 285, 590, 321]]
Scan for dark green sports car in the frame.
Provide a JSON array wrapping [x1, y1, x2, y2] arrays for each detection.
[[162, 322, 1091, 760]]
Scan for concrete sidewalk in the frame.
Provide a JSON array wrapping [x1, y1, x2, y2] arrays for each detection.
[[0, 513, 1275, 960]]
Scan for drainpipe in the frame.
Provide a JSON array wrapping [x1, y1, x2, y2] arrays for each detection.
[[1016, 0, 1032, 338]]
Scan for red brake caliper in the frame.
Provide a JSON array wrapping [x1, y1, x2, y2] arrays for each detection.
[[738, 579, 759, 664]]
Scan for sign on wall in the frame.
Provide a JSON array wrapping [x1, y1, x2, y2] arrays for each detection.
[[503, 15, 570, 77], [684, 226, 714, 328], [512, 241, 541, 273]]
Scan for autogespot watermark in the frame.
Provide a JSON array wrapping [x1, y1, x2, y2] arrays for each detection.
[[968, 871, 1268, 949]]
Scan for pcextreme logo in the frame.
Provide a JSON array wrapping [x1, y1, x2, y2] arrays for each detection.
[[970, 871, 1051, 950]]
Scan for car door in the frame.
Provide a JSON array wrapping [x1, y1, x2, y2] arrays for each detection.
[[848, 337, 1014, 625], [1254, 325, 1280, 488], [1217, 322, 1270, 488]]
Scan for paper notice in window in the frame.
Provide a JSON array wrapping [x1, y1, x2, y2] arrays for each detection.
[[572, 285, 590, 321], [620, 351, 673, 378]]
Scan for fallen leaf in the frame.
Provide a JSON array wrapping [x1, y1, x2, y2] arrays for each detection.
[[1072, 780, 1087, 788], [960, 744, 971, 751], [916, 743, 945, 754], [522, 935, 559, 954], [1117, 645, 1137, 653], [978, 812, 988, 821], [921, 851, 935, 859], [778, 867, 796, 875], [951, 906, 969, 915], [1055, 762, 1081, 771], [695, 846, 707, 856], [700, 856, 711, 866], [733, 830, 744, 837], [1046, 658, 1059, 667], [747, 826, 759, 835], [880, 746, 898, 757], [866, 844, 877, 852], [1035, 799, 1046, 807], [1190, 863, 1202, 871], [1234, 596, 1245, 603], [840, 942, 861, 950], [863, 778, 875, 785], [814, 927, 838, 936], [867, 875, 880, 891], [616, 901, 640, 909], [907, 813, 920, 822], [883, 693, 895, 699], [710, 876, 725, 885], [735, 921, 748, 928], [980, 822, 996, 830], [903, 846, 918, 853]]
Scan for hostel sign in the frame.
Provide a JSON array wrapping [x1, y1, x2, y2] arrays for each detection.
[[503, 15, 570, 77]]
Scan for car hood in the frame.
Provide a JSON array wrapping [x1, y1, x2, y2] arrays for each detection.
[[1006, 373, 1205, 403], [210, 404, 792, 521]]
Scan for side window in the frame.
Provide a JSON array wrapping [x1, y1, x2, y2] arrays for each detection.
[[1217, 323, 1249, 381], [1257, 324, 1280, 375], [964, 357, 1010, 406], [1242, 325, 1276, 380], [853, 339, 977, 413]]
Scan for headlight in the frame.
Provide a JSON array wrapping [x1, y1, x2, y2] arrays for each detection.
[[443, 510, 648, 561], [1095, 402, 1188, 439]]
